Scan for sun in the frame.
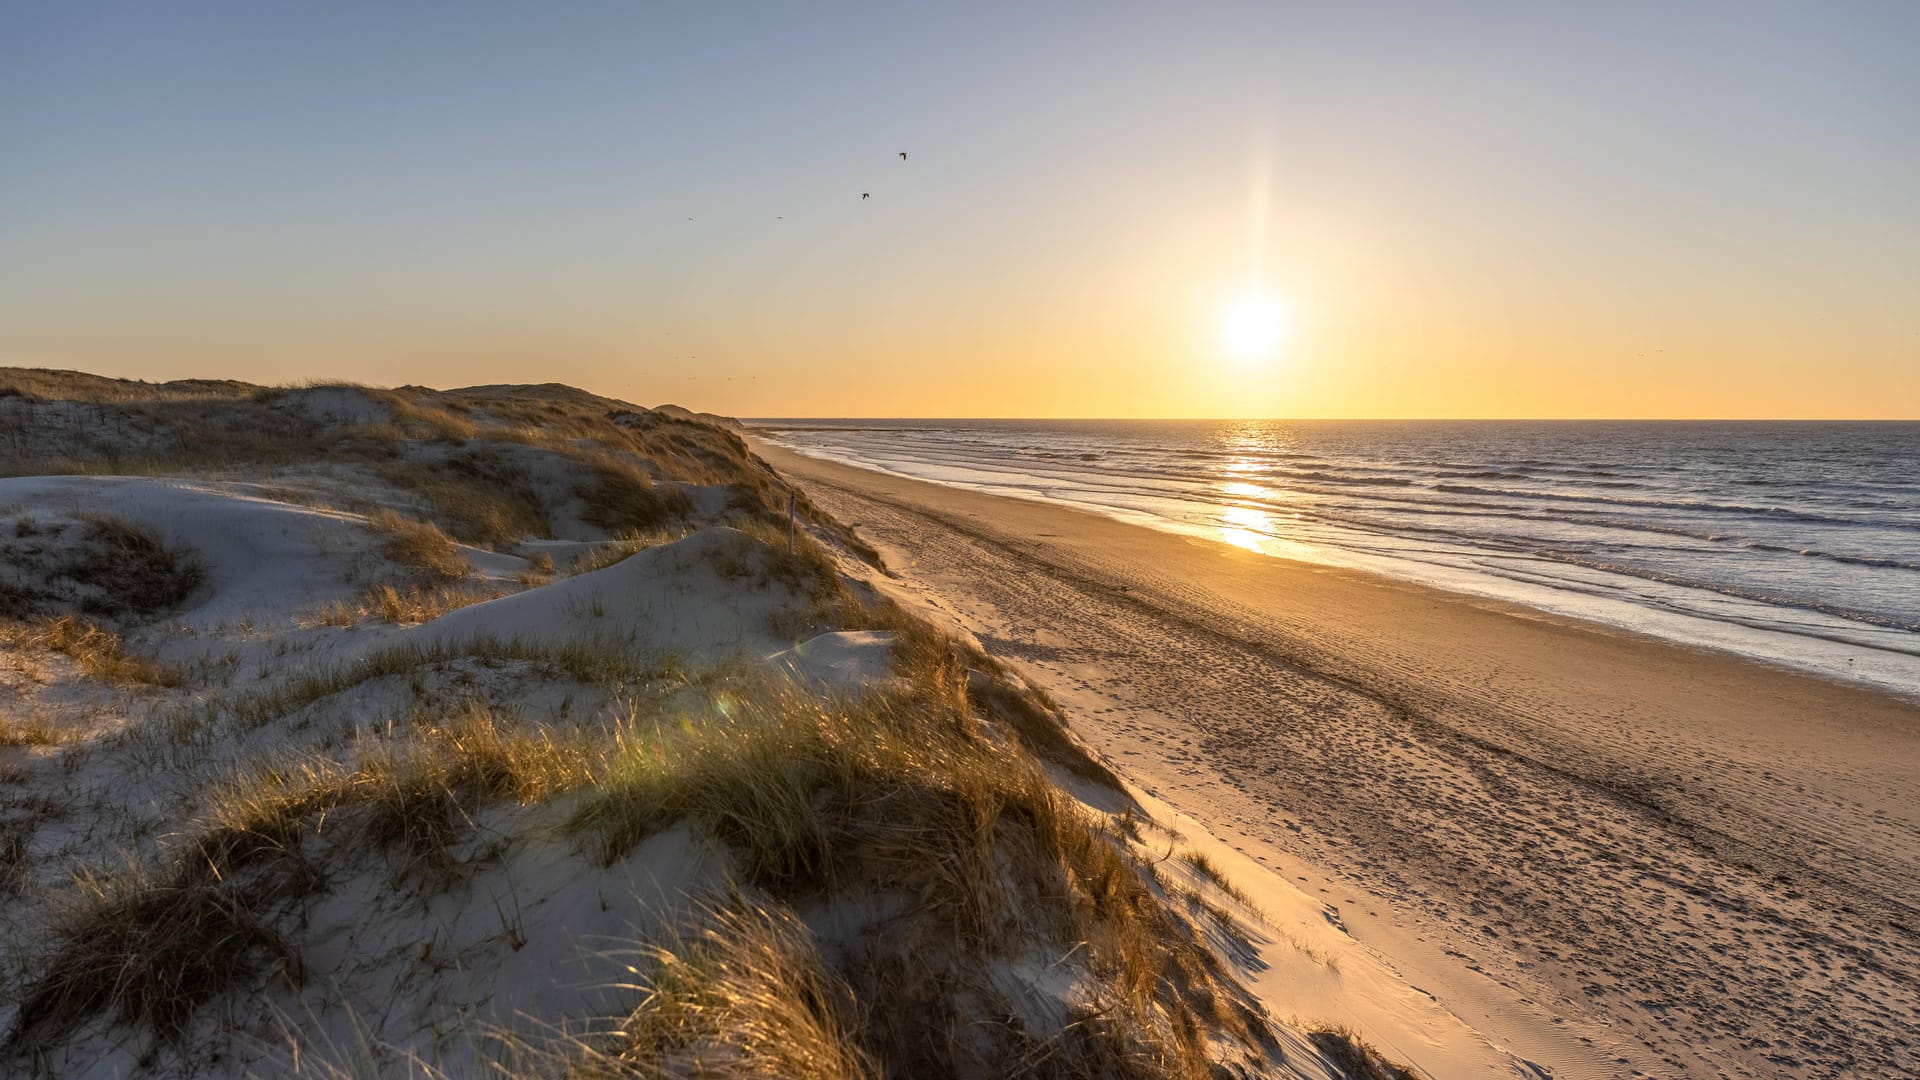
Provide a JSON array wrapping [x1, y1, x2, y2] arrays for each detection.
[[1220, 291, 1290, 361]]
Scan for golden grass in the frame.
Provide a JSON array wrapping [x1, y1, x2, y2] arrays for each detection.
[[375, 450, 553, 548], [8, 849, 307, 1046], [0, 711, 64, 748], [1177, 847, 1259, 909], [0, 615, 182, 687], [706, 520, 877, 640], [570, 666, 1269, 1078], [364, 510, 469, 584], [575, 454, 692, 535], [7, 705, 592, 1050], [3, 374, 1278, 1074], [1308, 1024, 1423, 1080], [567, 528, 684, 576], [361, 581, 509, 625], [150, 636, 686, 744], [566, 893, 877, 1079], [970, 671, 1126, 790], [202, 703, 591, 881], [42, 651, 1268, 1073]]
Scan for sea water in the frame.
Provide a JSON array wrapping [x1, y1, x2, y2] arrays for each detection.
[[757, 419, 1920, 698]]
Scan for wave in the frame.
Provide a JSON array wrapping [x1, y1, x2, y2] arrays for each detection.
[[1429, 483, 1914, 529], [768, 421, 1920, 684]]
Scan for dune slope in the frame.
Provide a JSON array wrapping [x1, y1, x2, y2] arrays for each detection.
[[0, 371, 1445, 1079]]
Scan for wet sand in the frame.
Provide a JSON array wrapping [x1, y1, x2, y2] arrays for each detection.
[[760, 439, 1920, 1080]]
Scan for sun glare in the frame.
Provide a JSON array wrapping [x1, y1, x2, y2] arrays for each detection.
[[1221, 292, 1290, 361]]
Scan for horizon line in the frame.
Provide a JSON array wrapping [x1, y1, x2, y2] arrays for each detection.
[[740, 415, 1920, 424]]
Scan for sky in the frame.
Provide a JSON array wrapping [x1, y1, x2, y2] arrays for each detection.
[[4, 2, 1916, 418]]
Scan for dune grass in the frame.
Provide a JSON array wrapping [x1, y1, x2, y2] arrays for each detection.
[[8, 843, 308, 1047], [570, 661, 1267, 1078], [65, 515, 206, 616], [7, 704, 591, 1051], [576, 454, 693, 535], [2, 371, 1281, 1076], [36, 648, 1265, 1075], [570, 893, 877, 1079], [156, 636, 687, 742], [4, 369, 876, 574], [0, 514, 203, 622], [566, 527, 686, 576], [311, 580, 514, 628], [0, 615, 182, 687], [364, 510, 470, 585], [1308, 1024, 1423, 1080], [375, 449, 553, 549], [0, 712, 64, 748]]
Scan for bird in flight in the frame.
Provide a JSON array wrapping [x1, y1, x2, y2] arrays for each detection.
[[899, 152, 908, 161], [861, 192, 870, 200]]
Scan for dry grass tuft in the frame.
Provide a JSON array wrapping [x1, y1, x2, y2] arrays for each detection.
[[203, 703, 591, 882], [0, 515, 203, 622], [571, 671, 1266, 1078], [375, 453, 551, 549], [0, 712, 65, 748], [307, 581, 512, 628], [568, 528, 683, 576], [576, 455, 692, 535], [361, 581, 508, 624], [365, 510, 469, 585], [969, 672, 1126, 790], [160, 636, 685, 739], [707, 521, 875, 640], [65, 515, 205, 616], [564, 893, 877, 1079], [9, 705, 593, 1049], [1176, 847, 1261, 915], [0, 615, 183, 687], [7, 852, 307, 1047], [1309, 1024, 1423, 1080]]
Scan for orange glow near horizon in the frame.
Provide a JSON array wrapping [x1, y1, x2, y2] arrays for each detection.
[[4, 8, 1916, 420]]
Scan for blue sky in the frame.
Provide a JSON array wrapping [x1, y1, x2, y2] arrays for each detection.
[[4, 2, 1915, 416]]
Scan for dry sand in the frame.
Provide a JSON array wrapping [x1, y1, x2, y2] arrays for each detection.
[[759, 439, 1920, 1080]]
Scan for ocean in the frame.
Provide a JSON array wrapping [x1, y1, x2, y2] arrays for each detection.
[[755, 419, 1920, 698]]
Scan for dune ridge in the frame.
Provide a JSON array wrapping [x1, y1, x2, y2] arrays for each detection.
[[0, 371, 1495, 1079]]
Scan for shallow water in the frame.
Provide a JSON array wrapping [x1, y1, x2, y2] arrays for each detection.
[[757, 419, 1920, 697]]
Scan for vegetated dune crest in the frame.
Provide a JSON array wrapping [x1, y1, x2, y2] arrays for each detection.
[[0, 369, 1491, 1079]]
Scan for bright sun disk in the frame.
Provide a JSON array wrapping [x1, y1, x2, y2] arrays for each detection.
[[1221, 292, 1289, 361]]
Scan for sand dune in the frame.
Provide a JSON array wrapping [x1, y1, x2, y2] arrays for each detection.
[[3, 372, 1477, 1079]]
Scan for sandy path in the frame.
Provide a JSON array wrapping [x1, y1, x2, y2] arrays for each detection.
[[761, 440, 1920, 1080]]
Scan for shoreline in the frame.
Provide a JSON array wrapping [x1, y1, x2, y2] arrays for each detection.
[[757, 436, 1920, 1080], [757, 433, 1920, 703]]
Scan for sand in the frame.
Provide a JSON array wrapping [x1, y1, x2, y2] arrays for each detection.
[[759, 438, 1920, 1080]]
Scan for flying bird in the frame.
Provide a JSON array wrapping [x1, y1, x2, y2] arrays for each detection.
[[899, 152, 908, 161], [861, 192, 870, 200]]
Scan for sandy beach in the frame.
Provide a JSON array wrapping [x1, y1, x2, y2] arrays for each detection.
[[760, 438, 1920, 1080]]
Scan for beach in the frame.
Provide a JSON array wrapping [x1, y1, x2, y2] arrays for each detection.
[[760, 438, 1920, 1080]]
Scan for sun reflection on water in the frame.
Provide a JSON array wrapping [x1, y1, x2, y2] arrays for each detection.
[[1217, 494, 1273, 552]]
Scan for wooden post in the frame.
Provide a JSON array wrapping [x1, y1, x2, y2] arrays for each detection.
[[787, 490, 796, 555]]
